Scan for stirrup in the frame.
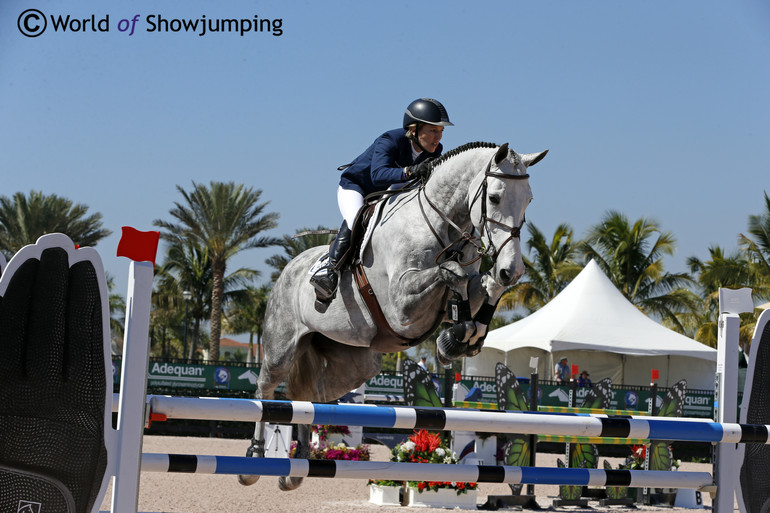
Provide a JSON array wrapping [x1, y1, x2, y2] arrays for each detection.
[[310, 266, 338, 303]]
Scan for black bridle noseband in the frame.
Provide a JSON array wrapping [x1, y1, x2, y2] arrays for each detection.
[[418, 151, 530, 266], [475, 165, 529, 262]]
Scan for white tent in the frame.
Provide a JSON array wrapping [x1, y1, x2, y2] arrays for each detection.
[[466, 260, 717, 390]]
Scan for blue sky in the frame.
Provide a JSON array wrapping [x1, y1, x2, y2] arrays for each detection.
[[2, 1, 769, 331]]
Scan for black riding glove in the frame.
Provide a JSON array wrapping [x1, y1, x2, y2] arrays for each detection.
[[0, 244, 110, 513], [404, 159, 434, 180]]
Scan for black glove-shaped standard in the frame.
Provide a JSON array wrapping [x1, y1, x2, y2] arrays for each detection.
[[0, 245, 109, 513], [405, 159, 434, 180]]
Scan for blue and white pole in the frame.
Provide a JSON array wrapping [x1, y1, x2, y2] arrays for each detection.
[[141, 454, 715, 490]]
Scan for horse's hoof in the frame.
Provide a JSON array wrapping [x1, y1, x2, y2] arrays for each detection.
[[278, 476, 303, 491], [437, 350, 453, 368], [238, 474, 260, 486], [464, 345, 482, 357], [464, 338, 486, 357], [437, 328, 467, 364]]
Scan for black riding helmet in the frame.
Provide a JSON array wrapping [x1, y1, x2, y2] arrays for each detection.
[[403, 98, 454, 129]]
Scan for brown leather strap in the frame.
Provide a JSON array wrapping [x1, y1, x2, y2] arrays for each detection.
[[353, 263, 413, 344]]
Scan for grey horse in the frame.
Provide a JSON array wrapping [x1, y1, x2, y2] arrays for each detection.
[[239, 142, 547, 489]]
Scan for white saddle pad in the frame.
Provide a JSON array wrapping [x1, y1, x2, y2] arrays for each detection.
[[308, 184, 403, 274]]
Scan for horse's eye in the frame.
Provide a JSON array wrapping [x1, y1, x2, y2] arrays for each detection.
[[489, 195, 501, 205]]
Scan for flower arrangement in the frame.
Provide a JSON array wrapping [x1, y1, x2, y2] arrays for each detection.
[[312, 424, 351, 442], [625, 444, 680, 471], [290, 440, 370, 461], [368, 430, 478, 496], [626, 444, 646, 470]]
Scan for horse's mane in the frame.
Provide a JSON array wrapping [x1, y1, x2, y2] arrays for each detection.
[[429, 141, 499, 171]]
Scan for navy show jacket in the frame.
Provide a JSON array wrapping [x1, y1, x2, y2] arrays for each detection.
[[339, 128, 443, 196]]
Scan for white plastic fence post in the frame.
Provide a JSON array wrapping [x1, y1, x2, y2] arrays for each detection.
[[110, 261, 154, 513], [714, 287, 753, 513], [715, 313, 739, 513]]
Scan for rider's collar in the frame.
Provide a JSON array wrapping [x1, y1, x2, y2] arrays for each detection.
[[410, 143, 422, 161]]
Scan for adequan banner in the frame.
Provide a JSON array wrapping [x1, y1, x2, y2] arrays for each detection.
[[112, 361, 714, 417]]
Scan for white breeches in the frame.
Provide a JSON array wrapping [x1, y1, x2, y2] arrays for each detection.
[[337, 186, 364, 228]]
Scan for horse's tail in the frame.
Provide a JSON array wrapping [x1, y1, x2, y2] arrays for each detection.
[[287, 340, 326, 402]]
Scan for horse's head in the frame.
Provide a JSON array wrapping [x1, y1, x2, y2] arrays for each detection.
[[469, 143, 548, 288]]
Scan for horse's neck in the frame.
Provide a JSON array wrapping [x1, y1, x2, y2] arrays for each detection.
[[424, 150, 488, 228]]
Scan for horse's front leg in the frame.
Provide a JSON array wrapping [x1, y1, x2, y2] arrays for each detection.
[[433, 269, 509, 365], [461, 273, 507, 356], [392, 260, 472, 327], [391, 261, 479, 364]]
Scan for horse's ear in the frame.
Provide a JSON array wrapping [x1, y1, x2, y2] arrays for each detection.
[[522, 149, 549, 167], [494, 143, 509, 165]]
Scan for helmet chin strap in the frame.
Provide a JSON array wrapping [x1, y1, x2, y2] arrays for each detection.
[[411, 125, 427, 153]]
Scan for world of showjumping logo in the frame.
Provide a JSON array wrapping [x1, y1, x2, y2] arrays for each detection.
[[17, 9, 283, 38]]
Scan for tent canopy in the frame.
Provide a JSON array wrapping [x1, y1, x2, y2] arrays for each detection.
[[485, 260, 715, 360], [473, 260, 716, 389]]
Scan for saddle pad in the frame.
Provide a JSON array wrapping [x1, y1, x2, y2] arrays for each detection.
[[307, 182, 406, 274], [358, 182, 409, 262], [359, 199, 386, 262]]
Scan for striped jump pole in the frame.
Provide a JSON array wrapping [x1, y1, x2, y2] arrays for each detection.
[[538, 405, 650, 416], [141, 454, 715, 491], [365, 394, 405, 403], [537, 435, 649, 445], [146, 395, 770, 445], [452, 400, 498, 409]]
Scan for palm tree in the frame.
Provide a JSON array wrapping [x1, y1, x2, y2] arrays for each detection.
[[0, 190, 110, 258], [498, 222, 583, 313], [157, 239, 260, 359], [224, 284, 271, 364], [154, 181, 280, 361], [265, 226, 336, 283], [580, 210, 700, 332], [686, 246, 754, 347], [106, 272, 126, 355], [155, 241, 213, 359], [148, 276, 184, 358], [739, 191, 770, 302]]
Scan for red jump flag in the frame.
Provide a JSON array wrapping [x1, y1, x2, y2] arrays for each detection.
[[571, 364, 579, 376], [651, 369, 660, 381], [116, 226, 160, 266]]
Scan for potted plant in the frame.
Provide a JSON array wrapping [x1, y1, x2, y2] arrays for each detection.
[[311, 424, 351, 446], [625, 443, 681, 504], [392, 430, 479, 509], [367, 479, 404, 506], [290, 440, 370, 462]]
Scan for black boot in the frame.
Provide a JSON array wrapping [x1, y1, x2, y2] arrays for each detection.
[[310, 221, 352, 302]]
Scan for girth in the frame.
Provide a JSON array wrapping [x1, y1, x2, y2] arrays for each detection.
[[353, 262, 447, 353]]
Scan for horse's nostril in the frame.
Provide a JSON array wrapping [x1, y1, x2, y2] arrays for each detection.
[[499, 269, 511, 284]]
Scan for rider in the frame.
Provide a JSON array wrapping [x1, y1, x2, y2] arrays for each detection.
[[310, 98, 454, 303]]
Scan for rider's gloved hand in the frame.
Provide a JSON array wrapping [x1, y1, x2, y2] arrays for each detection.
[[0, 243, 110, 513], [404, 159, 434, 180]]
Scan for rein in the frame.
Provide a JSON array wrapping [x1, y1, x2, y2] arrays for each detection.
[[418, 151, 529, 266]]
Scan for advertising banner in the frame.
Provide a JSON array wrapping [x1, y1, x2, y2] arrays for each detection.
[[114, 361, 713, 418]]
